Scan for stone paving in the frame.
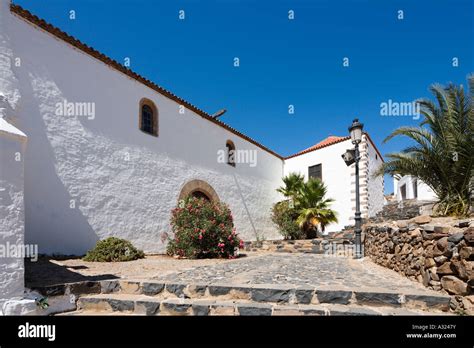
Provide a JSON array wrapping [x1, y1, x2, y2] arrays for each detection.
[[152, 253, 439, 295]]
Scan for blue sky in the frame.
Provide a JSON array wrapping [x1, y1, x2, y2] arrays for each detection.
[[15, 0, 474, 193]]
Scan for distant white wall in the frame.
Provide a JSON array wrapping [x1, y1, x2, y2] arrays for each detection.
[[417, 180, 437, 201], [395, 175, 437, 201], [284, 139, 354, 232], [10, 10, 283, 255]]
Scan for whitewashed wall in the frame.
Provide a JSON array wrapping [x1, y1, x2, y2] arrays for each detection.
[[10, 10, 283, 255], [365, 136, 384, 217], [0, 120, 27, 308], [284, 139, 354, 232], [0, 0, 27, 311]]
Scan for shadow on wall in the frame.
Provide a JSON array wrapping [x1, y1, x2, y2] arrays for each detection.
[[232, 174, 259, 240], [20, 68, 99, 255]]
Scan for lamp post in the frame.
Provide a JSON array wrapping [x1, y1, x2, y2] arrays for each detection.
[[348, 118, 364, 259]]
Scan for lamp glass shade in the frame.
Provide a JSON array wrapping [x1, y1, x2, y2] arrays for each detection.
[[349, 119, 363, 143]]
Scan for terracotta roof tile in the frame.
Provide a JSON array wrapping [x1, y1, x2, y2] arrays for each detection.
[[285, 136, 350, 159], [285, 133, 384, 161]]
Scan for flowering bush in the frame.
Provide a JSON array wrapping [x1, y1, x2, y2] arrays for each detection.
[[167, 196, 243, 259]]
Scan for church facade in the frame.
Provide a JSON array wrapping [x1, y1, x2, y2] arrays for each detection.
[[0, 1, 384, 305]]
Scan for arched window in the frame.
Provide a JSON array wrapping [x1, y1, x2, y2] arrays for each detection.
[[226, 140, 236, 167], [178, 179, 220, 202], [139, 98, 158, 136]]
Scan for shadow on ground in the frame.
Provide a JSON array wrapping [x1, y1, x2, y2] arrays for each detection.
[[25, 257, 119, 287]]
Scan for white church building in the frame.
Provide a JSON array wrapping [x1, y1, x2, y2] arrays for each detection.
[[0, 1, 385, 308]]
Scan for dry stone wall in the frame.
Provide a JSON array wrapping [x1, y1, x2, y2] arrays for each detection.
[[364, 216, 474, 314]]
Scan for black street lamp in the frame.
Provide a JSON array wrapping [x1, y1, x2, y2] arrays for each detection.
[[348, 118, 364, 259]]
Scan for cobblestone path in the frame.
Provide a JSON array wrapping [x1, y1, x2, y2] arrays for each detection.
[[153, 253, 437, 295]]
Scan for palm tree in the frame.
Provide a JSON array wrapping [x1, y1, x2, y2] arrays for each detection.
[[276, 172, 304, 201], [378, 75, 474, 216], [295, 178, 338, 237]]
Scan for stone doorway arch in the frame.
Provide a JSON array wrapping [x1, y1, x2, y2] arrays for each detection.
[[178, 179, 220, 202]]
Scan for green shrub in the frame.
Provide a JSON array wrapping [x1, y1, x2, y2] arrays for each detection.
[[83, 237, 145, 262], [167, 196, 243, 259], [271, 200, 304, 240]]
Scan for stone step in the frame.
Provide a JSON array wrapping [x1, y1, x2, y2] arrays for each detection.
[[75, 293, 450, 316], [97, 279, 451, 312]]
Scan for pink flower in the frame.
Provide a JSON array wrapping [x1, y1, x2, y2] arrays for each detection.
[[199, 234, 203, 240]]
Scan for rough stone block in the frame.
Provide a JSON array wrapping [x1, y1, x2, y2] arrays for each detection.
[[316, 289, 352, 305], [440, 276, 468, 295], [100, 280, 120, 294], [236, 303, 272, 316], [294, 287, 314, 304], [251, 285, 292, 303], [354, 291, 402, 307], [424, 258, 436, 268], [165, 283, 187, 297], [208, 285, 252, 300], [434, 225, 451, 234], [106, 299, 134, 312], [191, 302, 210, 316], [451, 260, 469, 280], [135, 300, 160, 315], [436, 262, 454, 275], [423, 225, 435, 233], [161, 301, 192, 315], [141, 282, 165, 296], [464, 227, 474, 244], [411, 215, 432, 225], [448, 232, 464, 244], [459, 246, 474, 260]]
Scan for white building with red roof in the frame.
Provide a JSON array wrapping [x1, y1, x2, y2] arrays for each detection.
[[285, 135, 385, 232]]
